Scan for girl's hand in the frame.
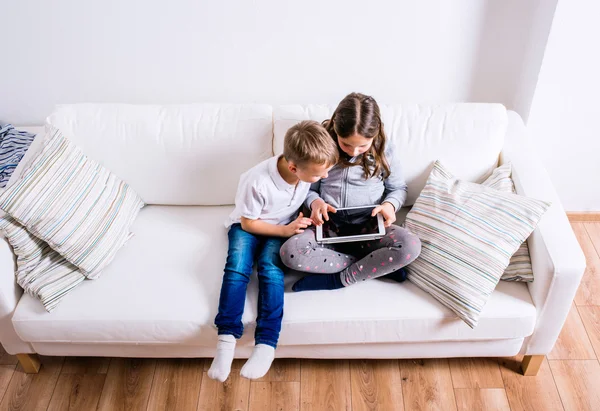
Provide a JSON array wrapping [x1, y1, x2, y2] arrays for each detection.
[[372, 202, 396, 227], [310, 199, 337, 226], [283, 212, 313, 237]]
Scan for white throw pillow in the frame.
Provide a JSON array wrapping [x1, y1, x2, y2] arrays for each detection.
[[481, 163, 534, 282], [404, 161, 550, 328], [0, 127, 145, 278], [0, 216, 84, 312]]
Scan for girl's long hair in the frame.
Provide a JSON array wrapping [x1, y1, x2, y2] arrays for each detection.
[[323, 92, 390, 179]]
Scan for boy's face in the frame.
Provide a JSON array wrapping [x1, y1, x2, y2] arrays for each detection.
[[290, 161, 333, 184]]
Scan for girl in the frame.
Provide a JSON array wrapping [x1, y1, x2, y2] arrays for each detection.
[[280, 93, 421, 291]]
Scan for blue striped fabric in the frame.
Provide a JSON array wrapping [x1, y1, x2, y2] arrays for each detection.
[[0, 124, 36, 188]]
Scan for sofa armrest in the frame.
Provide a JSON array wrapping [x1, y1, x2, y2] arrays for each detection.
[[0, 236, 20, 318], [0, 235, 35, 354], [500, 111, 586, 355], [0, 126, 45, 354]]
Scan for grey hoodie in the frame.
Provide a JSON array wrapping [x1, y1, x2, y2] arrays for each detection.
[[305, 142, 407, 220]]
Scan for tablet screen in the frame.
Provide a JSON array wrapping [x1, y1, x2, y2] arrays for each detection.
[[321, 207, 380, 239]]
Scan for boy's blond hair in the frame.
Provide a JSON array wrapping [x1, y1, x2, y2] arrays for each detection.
[[283, 120, 338, 167]]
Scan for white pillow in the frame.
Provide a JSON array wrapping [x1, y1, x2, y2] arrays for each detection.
[[0, 127, 145, 278], [405, 161, 550, 328], [481, 163, 533, 282], [0, 216, 84, 312]]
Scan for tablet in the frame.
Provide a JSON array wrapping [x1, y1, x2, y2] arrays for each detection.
[[315, 205, 386, 244]]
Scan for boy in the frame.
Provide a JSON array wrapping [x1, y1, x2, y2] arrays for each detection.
[[208, 120, 338, 381]]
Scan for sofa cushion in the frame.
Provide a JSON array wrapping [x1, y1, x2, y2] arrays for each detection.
[[12, 205, 536, 346], [47, 104, 274, 206], [273, 103, 508, 206], [0, 127, 145, 278], [481, 163, 534, 282], [405, 161, 549, 328], [0, 216, 84, 312]]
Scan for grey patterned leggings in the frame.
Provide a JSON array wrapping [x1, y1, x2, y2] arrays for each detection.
[[280, 224, 421, 286]]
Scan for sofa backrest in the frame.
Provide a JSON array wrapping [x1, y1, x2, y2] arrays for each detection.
[[47, 104, 273, 205], [46, 103, 507, 207], [274, 103, 508, 206]]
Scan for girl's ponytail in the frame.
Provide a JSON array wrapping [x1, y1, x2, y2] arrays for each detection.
[[368, 112, 391, 179]]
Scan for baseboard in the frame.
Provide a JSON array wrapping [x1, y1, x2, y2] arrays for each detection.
[[567, 212, 600, 222]]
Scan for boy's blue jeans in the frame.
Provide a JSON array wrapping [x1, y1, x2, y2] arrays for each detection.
[[215, 224, 285, 348]]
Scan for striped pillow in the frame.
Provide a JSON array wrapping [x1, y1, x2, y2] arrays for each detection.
[[0, 216, 84, 312], [481, 163, 534, 282], [0, 127, 145, 278], [404, 161, 550, 328]]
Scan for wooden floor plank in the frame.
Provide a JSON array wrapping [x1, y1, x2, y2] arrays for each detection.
[[454, 388, 510, 411], [300, 360, 351, 411], [0, 365, 16, 405], [567, 213, 600, 223], [400, 359, 457, 411], [249, 382, 300, 411], [256, 359, 301, 382], [96, 358, 156, 411], [548, 304, 596, 360], [448, 358, 504, 389], [61, 357, 111, 374], [350, 359, 404, 411], [197, 371, 250, 411], [499, 356, 564, 411], [579, 305, 600, 358], [572, 223, 600, 306], [584, 223, 600, 254], [147, 359, 203, 411], [47, 374, 106, 411], [549, 359, 600, 411], [0, 356, 63, 411]]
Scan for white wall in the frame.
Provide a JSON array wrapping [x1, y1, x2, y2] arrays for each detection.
[[7, 0, 594, 210], [1, 0, 551, 125], [527, 0, 600, 211]]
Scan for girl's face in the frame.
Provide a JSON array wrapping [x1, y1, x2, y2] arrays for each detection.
[[337, 134, 373, 158]]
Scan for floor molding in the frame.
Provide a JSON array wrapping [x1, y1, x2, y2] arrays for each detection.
[[567, 212, 600, 222]]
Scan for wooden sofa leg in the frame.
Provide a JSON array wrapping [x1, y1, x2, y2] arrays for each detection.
[[521, 355, 544, 376], [16, 354, 41, 374]]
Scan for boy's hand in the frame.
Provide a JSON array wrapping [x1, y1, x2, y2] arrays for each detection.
[[310, 199, 337, 226], [372, 202, 396, 227], [283, 212, 313, 237]]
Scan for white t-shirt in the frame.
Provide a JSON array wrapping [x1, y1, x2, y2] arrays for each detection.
[[225, 156, 310, 228]]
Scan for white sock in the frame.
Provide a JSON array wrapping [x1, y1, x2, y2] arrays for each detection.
[[208, 334, 236, 382], [240, 344, 275, 380]]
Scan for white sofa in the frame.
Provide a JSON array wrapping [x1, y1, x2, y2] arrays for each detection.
[[0, 103, 585, 375]]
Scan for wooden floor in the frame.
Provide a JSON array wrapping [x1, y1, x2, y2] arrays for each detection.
[[1, 222, 599, 411]]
